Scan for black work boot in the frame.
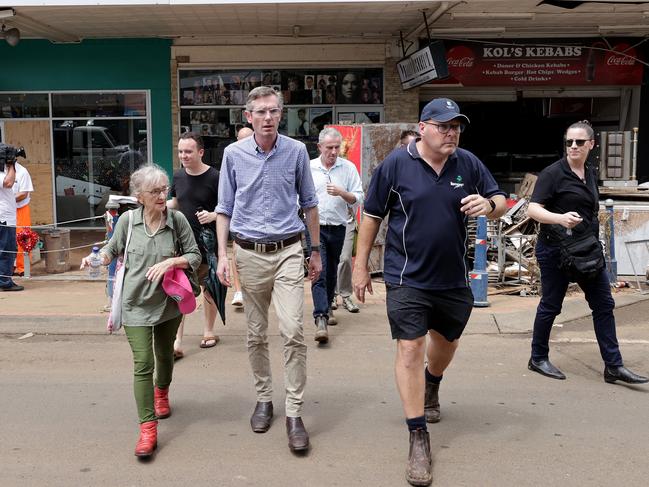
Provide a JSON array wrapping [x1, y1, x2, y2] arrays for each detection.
[[405, 429, 432, 486], [424, 381, 440, 423]]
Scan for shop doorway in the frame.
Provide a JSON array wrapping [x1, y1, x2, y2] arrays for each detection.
[[419, 95, 623, 195]]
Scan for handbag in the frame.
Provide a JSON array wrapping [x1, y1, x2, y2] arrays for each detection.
[[107, 210, 133, 333], [170, 209, 201, 298], [556, 227, 605, 281]]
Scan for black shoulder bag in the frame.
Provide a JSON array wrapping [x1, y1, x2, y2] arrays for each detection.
[[557, 228, 605, 281]]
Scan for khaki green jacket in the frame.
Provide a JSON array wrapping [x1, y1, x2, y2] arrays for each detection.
[[102, 207, 201, 326]]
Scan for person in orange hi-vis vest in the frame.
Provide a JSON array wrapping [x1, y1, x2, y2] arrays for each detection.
[[13, 162, 33, 276]]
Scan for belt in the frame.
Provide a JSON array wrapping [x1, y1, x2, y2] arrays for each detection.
[[234, 234, 301, 253]]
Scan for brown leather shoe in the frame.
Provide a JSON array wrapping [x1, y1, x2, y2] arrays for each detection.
[[286, 416, 310, 452], [406, 429, 432, 486], [250, 401, 273, 433], [424, 381, 440, 423]]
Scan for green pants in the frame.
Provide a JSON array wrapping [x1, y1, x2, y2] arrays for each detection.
[[124, 315, 182, 423]]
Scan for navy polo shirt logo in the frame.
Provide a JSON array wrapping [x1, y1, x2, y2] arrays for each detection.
[[450, 174, 464, 189]]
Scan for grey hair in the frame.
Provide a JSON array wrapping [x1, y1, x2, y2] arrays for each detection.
[[129, 163, 169, 197], [318, 127, 342, 144], [567, 120, 594, 140], [245, 86, 284, 111]]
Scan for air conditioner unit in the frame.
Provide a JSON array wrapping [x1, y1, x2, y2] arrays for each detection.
[[599, 131, 637, 187]]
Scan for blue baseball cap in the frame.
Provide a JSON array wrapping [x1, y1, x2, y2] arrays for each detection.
[[420, 98, 470, 124]]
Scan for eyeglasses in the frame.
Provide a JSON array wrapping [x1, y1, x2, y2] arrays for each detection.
[[423, 121, 465, 134], [144, 186, 170, 197], [250, 108, 282, 118], [565, 139, 591, 147]]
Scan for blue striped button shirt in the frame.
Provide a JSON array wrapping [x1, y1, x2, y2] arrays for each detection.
[[216, 134, 318, 242]]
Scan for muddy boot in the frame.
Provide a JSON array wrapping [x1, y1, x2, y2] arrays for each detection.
[[314, 315, 329, 344], [327, 308, 337, 326], [405, 429, 432, 486], [424, 381, 440, 423]]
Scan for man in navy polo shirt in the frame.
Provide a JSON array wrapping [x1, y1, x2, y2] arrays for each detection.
[[353, 98, 507, 486]]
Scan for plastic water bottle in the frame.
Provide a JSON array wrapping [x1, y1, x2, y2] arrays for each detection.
[[88, 246, 102, 279]]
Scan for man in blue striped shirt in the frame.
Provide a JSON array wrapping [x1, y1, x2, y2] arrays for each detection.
[[216, 86, 322, 453]]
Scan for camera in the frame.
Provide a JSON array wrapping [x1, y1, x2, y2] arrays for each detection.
[[0, 143, 26, 172]]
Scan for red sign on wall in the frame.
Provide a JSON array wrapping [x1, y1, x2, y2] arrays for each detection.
[[431, 40, 643, 86], [331, 124, 362, 222]]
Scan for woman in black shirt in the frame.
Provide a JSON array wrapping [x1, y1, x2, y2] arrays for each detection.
[[527, 120, 648, 384]]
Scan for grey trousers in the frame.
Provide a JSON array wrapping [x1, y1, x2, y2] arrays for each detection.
[[335, 220, 356, 298]]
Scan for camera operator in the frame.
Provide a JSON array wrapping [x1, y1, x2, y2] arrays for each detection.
[[0, 144, 25, 291]]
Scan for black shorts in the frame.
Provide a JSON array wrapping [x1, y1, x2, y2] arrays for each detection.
[[385, 284, 474, 342]]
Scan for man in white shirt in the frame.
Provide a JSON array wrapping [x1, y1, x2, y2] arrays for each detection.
[[13, 162, 34, 276], [0, 155, 23, 291], [309, 127, 363, 343]]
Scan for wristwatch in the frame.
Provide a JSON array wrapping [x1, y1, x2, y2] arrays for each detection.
[[310, 245, 320, 252], [487, 199, 496, 214]]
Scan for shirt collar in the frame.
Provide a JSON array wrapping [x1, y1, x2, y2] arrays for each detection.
[[313, 156, 343, 171], [559, 157, 591, 176], [407, 138, 458, 164], [131, 207, 145, 225], [131, 206, 174, 230], [251, 133, 281, 154]]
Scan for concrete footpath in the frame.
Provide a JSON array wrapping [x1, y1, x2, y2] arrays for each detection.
[[2, 272, 649, 486], [1, 269, 647, 337]]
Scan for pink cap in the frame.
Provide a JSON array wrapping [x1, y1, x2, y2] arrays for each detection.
[[162, 267, 196, 314]]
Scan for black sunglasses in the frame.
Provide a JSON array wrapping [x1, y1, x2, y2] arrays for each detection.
[[565, 139, 590, 147]]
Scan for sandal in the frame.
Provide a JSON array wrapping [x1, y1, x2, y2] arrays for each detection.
[[199, 336, 220, 348], [173, 349, 184, 360]]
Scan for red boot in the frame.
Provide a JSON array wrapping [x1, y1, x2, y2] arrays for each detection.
[[134, 420, 158, 457], [154, 386, 171, 419]]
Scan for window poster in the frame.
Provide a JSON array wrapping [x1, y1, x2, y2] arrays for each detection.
[[180, 68, 383, 107]]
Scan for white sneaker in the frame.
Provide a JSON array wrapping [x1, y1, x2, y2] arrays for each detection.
[[342, 296, 359, 313], [231, 291, 243, 307]]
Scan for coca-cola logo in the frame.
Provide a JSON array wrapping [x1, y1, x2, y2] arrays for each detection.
[[607, 56, 635, 66], [605, 43, 637, 67], [446, 46, 476, 77], [448, 56, 474, 68]]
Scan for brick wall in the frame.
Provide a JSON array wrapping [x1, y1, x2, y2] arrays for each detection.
[[383, 57, 420, 123]]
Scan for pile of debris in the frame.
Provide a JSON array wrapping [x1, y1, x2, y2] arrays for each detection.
[[468, 173, 542, 296]]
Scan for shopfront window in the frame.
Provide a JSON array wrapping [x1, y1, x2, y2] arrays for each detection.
[[0, 93, 49, 118], [179, 68, 383, 166], [53, 92, 147, 118], [52, 92, 149, 227]]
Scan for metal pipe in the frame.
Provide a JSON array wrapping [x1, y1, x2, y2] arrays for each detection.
[[405, 2, 457, 40], [631, 127, 639, 181], [605, 199, 617, 283], [23, 251, 30, 278]]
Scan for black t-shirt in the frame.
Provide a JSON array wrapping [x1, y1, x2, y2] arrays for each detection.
[[531, 157, 599, 241], [170, 166, 220, 259]]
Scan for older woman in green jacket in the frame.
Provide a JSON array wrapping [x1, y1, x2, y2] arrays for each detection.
[[82, 164, 201, 458]]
